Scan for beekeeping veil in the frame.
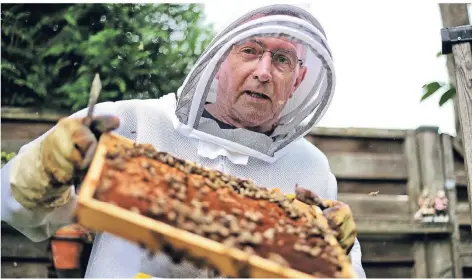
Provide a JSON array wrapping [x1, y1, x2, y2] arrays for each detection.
[[173, 4, 334, 164]]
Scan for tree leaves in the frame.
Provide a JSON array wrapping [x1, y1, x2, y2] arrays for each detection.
[[421, 81, 456, 106], [421, 82, 442, 101], [421, 49, 456, 107], [439, 87, 456, 106], [1, 4, 215, 111]]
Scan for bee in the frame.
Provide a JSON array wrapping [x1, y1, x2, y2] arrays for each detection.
[[263, 228, 276, 240], [130, 206, 141, 214], [231, 208, 242, 216], [368, 191, 379, 196], [268, 253, 289, 267], [310, 246, 322, 257]]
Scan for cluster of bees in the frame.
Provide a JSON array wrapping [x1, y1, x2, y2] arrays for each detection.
[[93, 142, 349, 277]]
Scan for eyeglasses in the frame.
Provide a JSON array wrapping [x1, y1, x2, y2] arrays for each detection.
[[233, 40, 303, 73]]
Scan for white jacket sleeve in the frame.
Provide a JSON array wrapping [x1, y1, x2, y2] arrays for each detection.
[[326, 171, 367, 278], [1, 129, 78, 242], [2, 156, 77, 242], [1, 102, 118, 242]]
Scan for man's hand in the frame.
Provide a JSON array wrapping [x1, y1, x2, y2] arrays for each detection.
[[285, 186, 357, 255], [315, 198, 356, 254], [42, 115, 119, 185], [10, 115, 119, 210]]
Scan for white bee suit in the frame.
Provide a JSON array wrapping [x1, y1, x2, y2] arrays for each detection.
[[1, 4, 366, 278]]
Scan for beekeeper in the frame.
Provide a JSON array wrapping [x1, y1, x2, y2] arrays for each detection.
[[1, 4, 366, 278]]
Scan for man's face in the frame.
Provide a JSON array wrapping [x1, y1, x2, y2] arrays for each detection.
[[214, 36, 307, 130]]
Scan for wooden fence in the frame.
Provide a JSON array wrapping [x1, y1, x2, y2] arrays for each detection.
[[1, 107, 471, 278], [308, 126, 471, 278]]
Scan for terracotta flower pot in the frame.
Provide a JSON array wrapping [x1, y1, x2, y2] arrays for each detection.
[[51, 224, 93, 270]]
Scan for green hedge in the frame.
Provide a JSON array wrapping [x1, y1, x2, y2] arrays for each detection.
[[1, 4, 214, 111]]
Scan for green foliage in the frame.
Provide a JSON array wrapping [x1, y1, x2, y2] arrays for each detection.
[[421, 81, 456, 107], [439, 86, 456, 106], [1, 3, 214, 111], [1, 151, 16, 167], [421, 82, 442, 101], [420, 50, 456, 107]]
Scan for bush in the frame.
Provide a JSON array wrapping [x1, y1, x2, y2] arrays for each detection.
[[1, 4, 214, 111]]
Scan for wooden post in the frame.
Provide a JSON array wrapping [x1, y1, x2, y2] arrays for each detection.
[[416, 127, 454, 277], [416, 127, 444, 194], [441, 133, 463, 278], [412, 238, 428, 278], [405, 130, 428, 277], [405, 130, 422, 216], [439, 4, 470, 139], [452, 42, 472, 230], [442, 24, 472, 229]]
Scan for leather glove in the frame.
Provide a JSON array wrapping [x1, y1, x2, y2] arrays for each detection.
[[293, 185, 357, 254], [275, 186, 356, 255], [10, 115, 119, 210]]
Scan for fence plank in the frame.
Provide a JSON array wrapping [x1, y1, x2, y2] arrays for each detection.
[[356, 220, 452, 234], [339, 194, 453, 234], [310, 127, 406, 139], [307, 136, 404, 154], [1, 121, 55, 153], [453, 137, 465, 159], [461, 242, 472, 267], [455, 161, 468, 186], [1, 106, 67, 121], [405, 130, 422, 215], [441, 134, 463, 277], [359, 235, 413, 263], [337, 180, 407, 195], [338, 193, 409, 217], [326, 152, 407, 180], [1, 232, 49, 259], [1, 261, 50, 278], [458, 202, 472, 225], [413, 238, 428, 278], [364, 265, 412, 278]]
